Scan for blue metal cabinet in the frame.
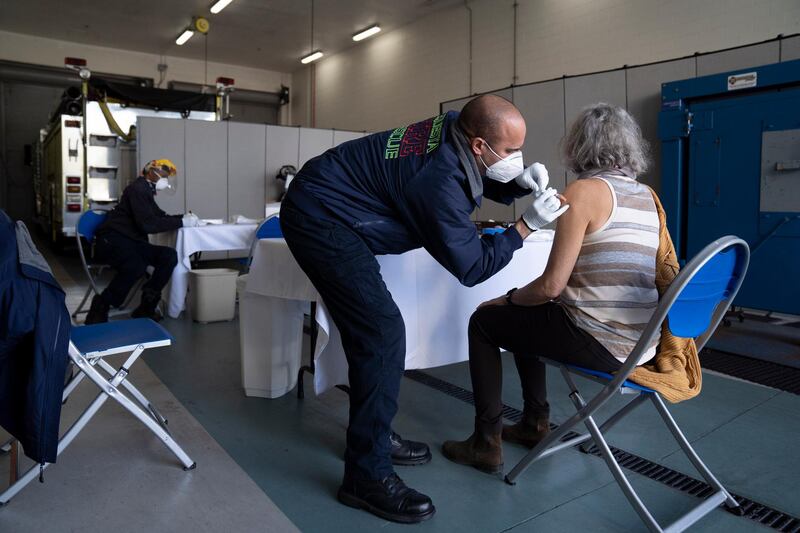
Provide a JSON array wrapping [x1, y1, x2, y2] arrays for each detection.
[[659, 59, 800, 314]]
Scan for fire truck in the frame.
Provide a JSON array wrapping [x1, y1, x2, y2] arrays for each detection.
[[35, 58, 227, 246]]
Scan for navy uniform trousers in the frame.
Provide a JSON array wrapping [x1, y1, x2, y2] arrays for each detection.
[[94, 231, 178, 308], [280, 198, 405, 482]]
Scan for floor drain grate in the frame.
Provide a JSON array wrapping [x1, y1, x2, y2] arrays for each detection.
[[701, 349, 800, 395], [405, 369, 800, 531]]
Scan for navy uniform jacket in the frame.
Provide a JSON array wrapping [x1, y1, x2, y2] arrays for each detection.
[[0, 210, 71, 464], [288, 111, 529, 287], [98, 176, 182, 241]]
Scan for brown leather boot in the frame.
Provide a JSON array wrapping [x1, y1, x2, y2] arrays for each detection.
[[442, 430, 503, 475], [502, 414, 550, 448]]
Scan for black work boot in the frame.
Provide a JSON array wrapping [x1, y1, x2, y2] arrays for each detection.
[[442, 424, 503, 475], [390, 431, 432, 466], [85, 294, 110, 325], [502, 412, 550, 449], [131, 288, 163, 322], [338, 473, 436, 523]]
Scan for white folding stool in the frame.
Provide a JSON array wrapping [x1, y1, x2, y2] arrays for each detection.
[[0, 318, 195, 505]]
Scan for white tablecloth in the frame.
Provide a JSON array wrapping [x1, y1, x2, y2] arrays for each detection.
[[152, 224, 257, 318], [243, 231, 554, 396], [265, 202, 281, 218]]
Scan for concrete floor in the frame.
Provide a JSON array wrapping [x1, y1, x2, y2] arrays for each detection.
[[0, 238, 298, 533], [148, 314, 800, 532], [0, 354, 299, 533], [2, 238, 799, 532]]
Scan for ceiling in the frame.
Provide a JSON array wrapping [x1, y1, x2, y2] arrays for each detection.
[[0, 0, 463, 74]]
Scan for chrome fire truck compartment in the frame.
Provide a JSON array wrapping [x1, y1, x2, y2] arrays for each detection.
[[42, 115, 84, 239], [38, 102, 214, 241]]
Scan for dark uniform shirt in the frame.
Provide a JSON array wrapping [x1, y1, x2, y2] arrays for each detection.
[[97, 176, 182, 241], [287, 111, 530, 287]]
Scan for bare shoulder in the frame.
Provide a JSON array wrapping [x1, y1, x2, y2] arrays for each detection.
[[563, 178, 610, 206], [561, 178, 613, 228]]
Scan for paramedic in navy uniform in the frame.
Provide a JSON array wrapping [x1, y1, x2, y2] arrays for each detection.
[[280, 95, 568, 523]]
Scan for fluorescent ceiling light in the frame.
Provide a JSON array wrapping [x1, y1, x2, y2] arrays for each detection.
[[176, 29, 194, 45], [210, 0, 233, 14], [301, 50, 324, 64], [352, 24, 381, 41]]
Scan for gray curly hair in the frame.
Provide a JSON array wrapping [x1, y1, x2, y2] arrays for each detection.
[[562, 103, 649, 177]]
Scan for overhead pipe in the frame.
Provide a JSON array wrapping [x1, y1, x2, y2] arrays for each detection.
[[0, 59, 151, 88], [231, 88, 283, 106], [0, 62, 80, 87]]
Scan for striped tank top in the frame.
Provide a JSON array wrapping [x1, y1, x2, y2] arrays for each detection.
[[560, 171, 661, 364]]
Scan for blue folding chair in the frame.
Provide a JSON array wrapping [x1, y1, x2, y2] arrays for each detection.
[[505, 236, 750, 532], [244, 214, 282, 273], [0, 318, 196, 505], [73, 210, 144, 322]]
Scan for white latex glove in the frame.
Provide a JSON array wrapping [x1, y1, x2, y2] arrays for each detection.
[[522, 188, 570, 231], [515, 162, 549, 192], [516, 162, 561, 211], [182, 213, 200, 228]]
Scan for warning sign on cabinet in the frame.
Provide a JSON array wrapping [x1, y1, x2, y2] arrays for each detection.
[[727, 72, 757, 91]]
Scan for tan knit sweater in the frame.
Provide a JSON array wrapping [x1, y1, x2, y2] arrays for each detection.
[[628, 189, 702, 403]]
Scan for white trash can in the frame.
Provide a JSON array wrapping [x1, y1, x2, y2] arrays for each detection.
[[188, 268, 239, 323], [237, 274, 304, 398]]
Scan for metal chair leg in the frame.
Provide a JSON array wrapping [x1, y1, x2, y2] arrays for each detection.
[[650, 394, 741, 512], [505, 414, 592, 484], [96, 359, 169, 430], [509, 369, 740, 532], [14, 352, 196, 507], [0, 392, 109, 505], [62, 368, 87, 402], [72, 353, 194, 469], [583, 413, 663, 531], [579, 393, 649, 452], [71, 285, 94, 319], [555, 372, 664, 531]]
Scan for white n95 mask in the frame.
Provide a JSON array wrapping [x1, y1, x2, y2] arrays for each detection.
[[153, 171, 178, 196], [480, 142, 524, 183]]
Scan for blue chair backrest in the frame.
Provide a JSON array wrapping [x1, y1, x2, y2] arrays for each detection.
[[667, 245, 746, 338], [256, 216, 282, 239], [77, 210, 108, 242]]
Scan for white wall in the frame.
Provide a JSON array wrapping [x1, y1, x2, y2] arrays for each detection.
[[300, 0, 800, 131], [0, 30, 293, 124], [310, 7, 470, 132], [291, 65, 312, 127]]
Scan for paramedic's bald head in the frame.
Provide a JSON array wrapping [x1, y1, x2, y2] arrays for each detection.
[[458, 94, 526, 163]]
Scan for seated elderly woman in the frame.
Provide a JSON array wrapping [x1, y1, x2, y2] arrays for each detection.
[[443, 103, 661, 474]]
